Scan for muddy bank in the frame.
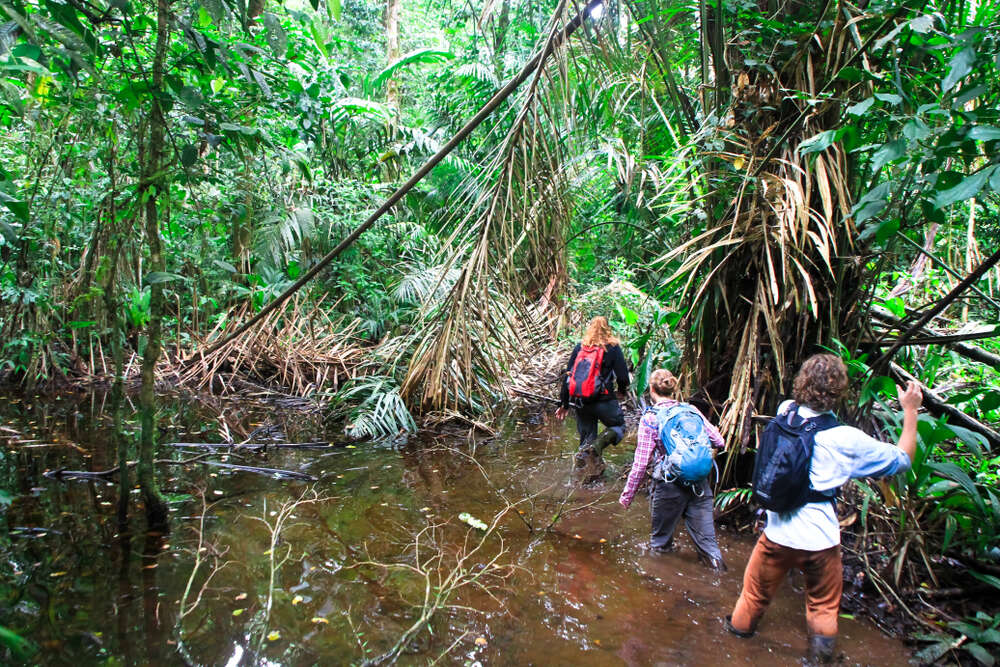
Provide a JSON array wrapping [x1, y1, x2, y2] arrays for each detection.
[[0, 390, 910, 665]]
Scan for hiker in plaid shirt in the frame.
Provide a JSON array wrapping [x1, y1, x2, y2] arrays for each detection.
[[620, 369, 726, 570]]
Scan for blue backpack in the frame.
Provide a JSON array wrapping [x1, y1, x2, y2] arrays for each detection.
[[650, 403, 714, 484]]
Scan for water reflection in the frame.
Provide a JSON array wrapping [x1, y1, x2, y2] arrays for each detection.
[[0, 390, 910, 665]]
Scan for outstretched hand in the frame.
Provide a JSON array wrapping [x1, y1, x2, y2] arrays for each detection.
[[554, 406, 568, 421], [897, 380, 923, 412]]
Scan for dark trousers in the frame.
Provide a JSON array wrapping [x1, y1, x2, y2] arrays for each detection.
[[574, 398, 625, 449], [650, 478, 723, 562]]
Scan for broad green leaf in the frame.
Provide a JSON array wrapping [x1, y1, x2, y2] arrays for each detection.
[[908, 15, 936, 32], [880, 297, 906, 318], [846, 97, 874, 116], [955, 85, 988, 107], [935, 167, 994, 208], [969, 569, 1000, 591], [0, 190, 28, 222], [903, 119, 930, 141], [143, 272, 184, 285], [261, 13, 288, 58], [913, 638, 952, 664], [965, 643, 995, 666], [942, 46, 976, 93], [0, 625, 35, 661], [370, 50, 454, 92], [328, 0, 341, 20], [852, 181, 891, 226], [798, 129, 837, 155], [210, 77, 225, 94], [874, 92, 902, 105], [969, 126, 1000, 141], [874, 218, 900, 244], [871, 139, 906, 173], [213, 259, 237, 273], [180, 145, 198, 168]]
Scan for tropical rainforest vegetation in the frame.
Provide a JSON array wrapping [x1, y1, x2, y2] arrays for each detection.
[[1, 0, 999, 662]]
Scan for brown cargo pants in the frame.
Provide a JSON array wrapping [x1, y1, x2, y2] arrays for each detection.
[[729, 533, 842, 638]]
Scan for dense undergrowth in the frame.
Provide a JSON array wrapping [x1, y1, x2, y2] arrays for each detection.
[[1, 0, 1000, 662]]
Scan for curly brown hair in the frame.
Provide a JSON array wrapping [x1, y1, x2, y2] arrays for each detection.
[[792, 353, 848, 412]]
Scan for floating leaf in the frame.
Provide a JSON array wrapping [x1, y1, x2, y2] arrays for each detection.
[[458, 512, 488, 531], [232, 608, 245, 617], [267, 631, 281, 641]]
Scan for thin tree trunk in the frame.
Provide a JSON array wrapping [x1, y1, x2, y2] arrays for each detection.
[[386, 0, 402, 130], [888, 223, 938, 298], [138, 0, 171, 532], [103, 119, 131, 533]]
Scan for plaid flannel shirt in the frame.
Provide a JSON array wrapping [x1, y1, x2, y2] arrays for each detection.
[[618, 399, 725, 508]]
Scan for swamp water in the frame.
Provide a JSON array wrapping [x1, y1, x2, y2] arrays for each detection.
[[0, 390, 912, 666]]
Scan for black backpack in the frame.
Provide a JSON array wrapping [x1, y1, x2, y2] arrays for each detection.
[[752, 402, 839, 513]]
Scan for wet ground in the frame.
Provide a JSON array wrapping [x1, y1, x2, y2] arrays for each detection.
[[0, 389, 913, 665]]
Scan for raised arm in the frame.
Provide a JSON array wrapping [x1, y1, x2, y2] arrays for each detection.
[[895, 380, 922, 462]]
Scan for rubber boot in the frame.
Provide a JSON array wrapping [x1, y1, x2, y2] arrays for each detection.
[[591, 428, 618, 457], [724, 615, 754, 639], [699, 552, 727, 572], [807, 634, 836, 664]]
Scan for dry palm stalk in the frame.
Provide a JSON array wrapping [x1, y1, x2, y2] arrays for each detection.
[[660, 3, 893, 475], [164, 295, 369, 398]]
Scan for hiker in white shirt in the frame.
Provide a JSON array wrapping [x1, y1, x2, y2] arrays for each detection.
[[726, 353, 922, 663]]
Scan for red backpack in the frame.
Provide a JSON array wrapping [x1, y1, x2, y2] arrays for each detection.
[[568, 345, 608, 400]]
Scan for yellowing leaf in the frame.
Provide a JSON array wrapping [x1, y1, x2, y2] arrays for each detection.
[[267, 631, 281, 641], [474, 636, 488, 647], [50, 571, 68, 578], [733, 156, 745, 170], [311, 617, 329, 624], [292, 595, 303, 605], [232, 609, 245, 617]]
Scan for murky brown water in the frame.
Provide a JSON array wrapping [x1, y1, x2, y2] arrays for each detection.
[[0, 390, 912, 665]]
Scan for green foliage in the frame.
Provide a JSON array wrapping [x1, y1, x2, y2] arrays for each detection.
[[916, 611, 1000, 666]]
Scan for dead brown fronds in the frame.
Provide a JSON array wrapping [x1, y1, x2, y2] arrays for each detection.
[[169, 294, 368, 398], [658, 3, 896, 482], [398, 2, 581, 416]]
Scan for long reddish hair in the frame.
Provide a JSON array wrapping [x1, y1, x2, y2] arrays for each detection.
[[581, 316, 619, 346]]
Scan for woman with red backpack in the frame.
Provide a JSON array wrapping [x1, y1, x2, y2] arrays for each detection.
[[619, 369, 727, 570], [554, 316, 630, 458]]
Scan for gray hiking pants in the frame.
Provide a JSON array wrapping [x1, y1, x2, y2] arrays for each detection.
[[650, 478, 723, 562]]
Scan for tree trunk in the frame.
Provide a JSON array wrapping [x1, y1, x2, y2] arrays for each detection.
[[103, 119, 131, 533], [138, 0, 171, 533], [386, 0, 402, 130]]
